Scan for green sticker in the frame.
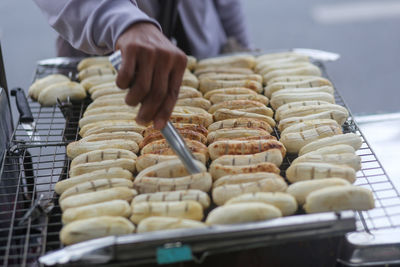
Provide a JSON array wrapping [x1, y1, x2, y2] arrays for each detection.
[[156, 244, 193, 264]]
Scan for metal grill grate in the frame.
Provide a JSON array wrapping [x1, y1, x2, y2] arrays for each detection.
[[0, 60, 399, 267]]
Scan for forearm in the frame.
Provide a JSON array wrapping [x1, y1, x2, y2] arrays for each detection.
[[33, 0, 160, 55], [213, 0, 252, 48]]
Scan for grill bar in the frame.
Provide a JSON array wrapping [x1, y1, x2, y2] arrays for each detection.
[[0, 57, 399, 266]]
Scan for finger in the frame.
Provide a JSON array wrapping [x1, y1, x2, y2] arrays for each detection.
[[136, 50, 173, 124], [116, 48, 136, 89], [125, 48, 156, 108], [153, 57, 186, 129]]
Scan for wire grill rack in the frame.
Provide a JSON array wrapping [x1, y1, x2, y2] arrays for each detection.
[[0, 59, 399, 267]]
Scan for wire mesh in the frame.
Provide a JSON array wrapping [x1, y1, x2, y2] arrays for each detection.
[[0, 59, 399, 267]]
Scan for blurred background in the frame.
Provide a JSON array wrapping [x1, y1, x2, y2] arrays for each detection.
[[0, 0, 399, 179]]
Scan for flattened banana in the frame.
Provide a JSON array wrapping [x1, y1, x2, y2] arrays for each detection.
[[137, 217, 206, 233], [130, 201, 203, 224], [285, 162, 356, 183], [206, 203, 282, 224], [286, 178, 351, 205], [304, 186, 374, 213], [226, 192, 297, 216], [298, 133, 362, 156], [280, 125, 342, 154], [60, 216, 134, 245]]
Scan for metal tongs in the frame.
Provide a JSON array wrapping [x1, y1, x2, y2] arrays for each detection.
[[109, 51, 201, 174]]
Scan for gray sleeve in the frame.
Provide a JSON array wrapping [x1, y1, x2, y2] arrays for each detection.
[[33, 0, 161, 55], [213, 0, 252, 49]]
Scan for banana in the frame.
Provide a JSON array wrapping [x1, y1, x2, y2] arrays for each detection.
[[67, 132, 140, 158], [78, 66, 116, 81], [208, 100, 268, 114], [213, 109, 276, 127], [304, 185, 374, 213], [28, 74, 70, 100], [133, 172, 212, 193], [286, 178, 351, 205], [300, 144, 355, 156], [59, 178, 133, 201], [212, 177, 287, 205], [292, 153, 361, 171], [132, 190, 210, 209], [54, 168, 133, 195], [186, 55, 197, 70], [78, 112, 136, 128], [130, 201, 203, 224], [143, 123, 208, 138], [267, 75, 324, 85], [225, 192, 297, 216], [136, 159, 206, 180], [256, 54, 308, 67], [264, 77, 332, 98], [298, 133, 363, 156], [85, 98, 127, 110], [280, 119, 339, 136], [195, 67, 254, 77], [88, 82, 116, 94], [140, 129, 207, 148], [201, 73, 262, 83], [211, 149, 283, 167], [77, 56, 112, 71], [277, 110, 349, 132], [207, 127, 273, 144], [37, 81, 86, 106], [206, 203, 282, 225], [210, 93, 269, 105], [94, 92, 127, 101], [285, 162, 356, 183], [141, 139, 208, 156], [137, 217, 206, 233], [212, 172, 285, 188], [70, 148, 137, 168], [199, 79, 263, 94], [208, 139, 286, 160], [62, 200, 131, 224], [280, 125, 342, 154], [196, 54, 255, 69], [60, 187, 137, 211], [182, 69, 199, 88], [136, 153, 207, 172], [83, 105, 138, 117], [256, 52, 308, 64], [175, 98, 211, 110], [258, 62, 316, 76], [209, 162, 280, 180], [270, 86, 334, 100], [80, 120, 145, 137], [60, 216, 134, 245], [178, 86, 202, 99], [203, 87, 257, 99], [80, 74, 117, 91], [208, 118, 273, 133], [91, 87, 123, 100], [270, 92, 334, 110], [263, 65, 322, 84], [70, 159, 136, 177], [276, 104, 348, 122]]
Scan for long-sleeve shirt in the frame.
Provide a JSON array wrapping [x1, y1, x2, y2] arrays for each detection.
[[33, 0, 251, 58]]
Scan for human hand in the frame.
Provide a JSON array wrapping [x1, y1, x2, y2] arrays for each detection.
[[115, 22, 187, 129]]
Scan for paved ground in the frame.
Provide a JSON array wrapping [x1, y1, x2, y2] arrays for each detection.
[[1, 0, 399, 181]]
